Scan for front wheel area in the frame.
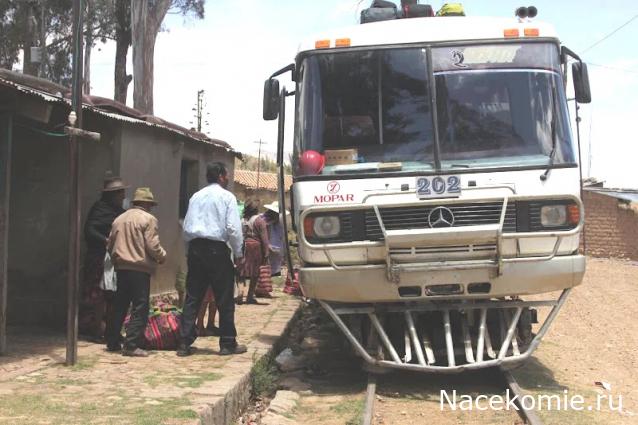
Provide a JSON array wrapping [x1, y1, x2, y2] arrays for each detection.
[[321, 290, 569, 373]]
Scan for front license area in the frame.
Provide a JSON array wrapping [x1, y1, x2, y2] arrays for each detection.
[[417, 175, 462, 199]]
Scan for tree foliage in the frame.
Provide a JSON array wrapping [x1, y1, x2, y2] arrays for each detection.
[[131, 0, 206, 113], [0, 0, 116, 85], [0, 0, 205, 106], [0, 1, 22, 69]]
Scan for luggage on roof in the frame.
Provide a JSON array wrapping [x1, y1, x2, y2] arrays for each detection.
[[372, 0, 397, 9], [405, 4, 434, 17], [361, 1, 400, 24], [436, 3, 465, 16]]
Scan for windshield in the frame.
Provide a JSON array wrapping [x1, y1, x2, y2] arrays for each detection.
[[294, 42, 575, 177]]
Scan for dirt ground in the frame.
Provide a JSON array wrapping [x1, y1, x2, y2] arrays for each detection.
[[272, 257, 638, 425], [0, 280, 299, 425]]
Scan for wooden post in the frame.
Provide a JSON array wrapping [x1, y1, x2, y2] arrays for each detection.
[[66, 0, 84, 366], [0, 112, 12, 355]]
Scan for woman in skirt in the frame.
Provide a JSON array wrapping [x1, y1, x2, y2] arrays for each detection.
[[240, 199, 270, 303]]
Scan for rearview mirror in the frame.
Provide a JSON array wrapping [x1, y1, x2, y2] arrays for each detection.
[[263, 79, 280, 121], [572, 62, 591, 104]]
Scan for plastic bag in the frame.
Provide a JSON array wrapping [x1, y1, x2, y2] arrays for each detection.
[[99, 252, 117, 292]]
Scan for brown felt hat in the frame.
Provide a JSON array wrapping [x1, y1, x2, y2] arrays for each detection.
[[132, 187, 157, 205], [102, 177, 129, 192]]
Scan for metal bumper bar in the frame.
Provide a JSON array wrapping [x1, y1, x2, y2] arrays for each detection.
[[319, 288, 571, 373]]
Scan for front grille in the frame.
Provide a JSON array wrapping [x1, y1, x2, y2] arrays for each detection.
[[303, 199, 577, 244], [364, 202, 517, 240], [389, 244, 497, 256]]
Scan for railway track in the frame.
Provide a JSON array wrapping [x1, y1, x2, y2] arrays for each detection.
[[362, 367, 542, 425]]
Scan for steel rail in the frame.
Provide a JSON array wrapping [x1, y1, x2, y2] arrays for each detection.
[[500, 368, 544, 425], [362, 374, 377, 425], [359, 368, 543, 425]]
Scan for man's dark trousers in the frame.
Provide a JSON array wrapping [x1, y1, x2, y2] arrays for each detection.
[[105, 270, 151, 350], [180, 238, 237, 349]]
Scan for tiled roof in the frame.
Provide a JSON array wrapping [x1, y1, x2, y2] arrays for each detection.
[[234, 169, 292, 192]]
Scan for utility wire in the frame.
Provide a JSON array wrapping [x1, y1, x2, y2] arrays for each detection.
[[581, 14, 638, 54], [585, 62, 638, 74]]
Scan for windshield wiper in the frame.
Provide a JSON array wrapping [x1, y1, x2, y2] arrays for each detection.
[[541, 81, 559, 181]]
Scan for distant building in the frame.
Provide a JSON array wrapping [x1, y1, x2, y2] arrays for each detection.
[[0, 69, 239, 331], [234, 169, 292, 206], [582, 187, 638, 260]]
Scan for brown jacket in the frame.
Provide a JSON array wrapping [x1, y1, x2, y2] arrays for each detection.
[[107, 207, 167, 274]]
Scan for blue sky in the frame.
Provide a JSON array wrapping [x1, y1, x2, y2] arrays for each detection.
[[90, 1, 638, 188]]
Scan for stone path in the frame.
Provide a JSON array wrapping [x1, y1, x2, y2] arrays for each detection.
[[0, 287, 300, 425]]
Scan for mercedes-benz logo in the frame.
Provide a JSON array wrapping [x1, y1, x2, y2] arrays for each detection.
[[428, 206, 455, 228]]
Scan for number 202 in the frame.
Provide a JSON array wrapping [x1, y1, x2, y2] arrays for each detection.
[[418, 176, 461, 194]]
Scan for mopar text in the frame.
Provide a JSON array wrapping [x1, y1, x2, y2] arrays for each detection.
[[314, 194, 355, 203]]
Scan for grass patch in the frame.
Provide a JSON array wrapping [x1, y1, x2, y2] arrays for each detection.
[[176, 372, 223, 388], [128, 398, 198, 425], [251, 353, 279, 397], [143, 375, 161, 388], [56, 377, 92, 387], [0, 393, 198, 425], [67, 355, 99, 371], [330, 397, 365, 425], [143, 372, 223, 389]]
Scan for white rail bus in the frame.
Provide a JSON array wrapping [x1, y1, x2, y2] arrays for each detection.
[[263, 6, 591, 373]]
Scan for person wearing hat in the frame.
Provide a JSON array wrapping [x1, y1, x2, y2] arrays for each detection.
[[261, 201, 286, 278], [105, 187, 167, 357], [79, 176, 128, 342]]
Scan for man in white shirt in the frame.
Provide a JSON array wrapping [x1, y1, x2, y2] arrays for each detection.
[[177, 162, 246, 356]]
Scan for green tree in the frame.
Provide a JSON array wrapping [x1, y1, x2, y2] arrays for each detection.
[[0, 0, 114, 86], [0, 0, 205, 108], [131, 0, 205, 114]]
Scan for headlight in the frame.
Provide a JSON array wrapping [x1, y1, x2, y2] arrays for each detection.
[[305, 216, 341, 239], [540, 205, 567, 227]]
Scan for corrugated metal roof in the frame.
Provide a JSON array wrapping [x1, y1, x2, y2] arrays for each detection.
[[586, 188, 638, 203], [234, 169, 292, 192], [0, 70, 236, 154]]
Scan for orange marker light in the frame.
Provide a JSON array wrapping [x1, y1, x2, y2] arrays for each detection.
[[335, 38, 351, 47], [567, 204, 580, 225], [504, 28, 520, 38], [524, 28, 540, 37], [304, 217, 315, 238], [315, 39, 330, 49]]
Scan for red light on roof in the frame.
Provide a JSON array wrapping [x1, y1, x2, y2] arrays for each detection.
[[504, 28, 520, 38], [524, 28, 540, 37]]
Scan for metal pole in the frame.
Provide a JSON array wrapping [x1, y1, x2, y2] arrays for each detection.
[[254, 139, 267, 191], [197, 90, 204, 132], [66, 0, 84, 366], [257, 139, 262, 189], [574, 102, 587, 254]]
